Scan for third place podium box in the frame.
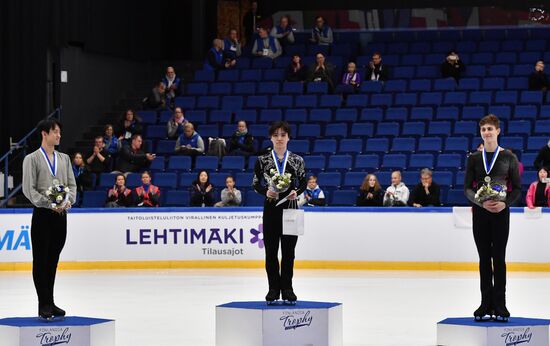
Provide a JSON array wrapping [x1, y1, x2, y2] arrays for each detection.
[[0, 316, 115, 346], [437, 317, 550, 346], [216, 301, 342, 346]]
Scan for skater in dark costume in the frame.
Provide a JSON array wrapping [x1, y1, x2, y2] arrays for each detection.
[[253, 121, 307, 304], [22, 119, 76, 320], [464, 114, 521, 322]]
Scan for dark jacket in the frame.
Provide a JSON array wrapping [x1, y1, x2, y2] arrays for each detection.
[[356, 188, 384, 206], [285, 63, 308, 82], [144, 87, 167, 110], [229, 132, 255, 154], [87, 149, 112, 174], [190, 182, 215, 207], [115, 146, 151, 173], [408, 182, 442, 206], [105, 186, 133, 207], [534, 144, 550, 170], [528, 71, 550, 90], [116, 119, 143, 139], [366, 63, 389, 82], [441, 60, 465, 82], [307, 63, 335, 91]]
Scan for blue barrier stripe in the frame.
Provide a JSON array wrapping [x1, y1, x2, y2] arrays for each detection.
[[439, 317, 550, 327], [0, 316, 113, 327], [217, 301, 341, 310], [0, 207, 547, 214]]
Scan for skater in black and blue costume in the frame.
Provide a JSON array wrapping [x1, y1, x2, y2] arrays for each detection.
[[253, 121, 307, 304], [464, 114, 521, 322]]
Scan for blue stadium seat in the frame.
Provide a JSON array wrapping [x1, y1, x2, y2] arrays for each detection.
[[145, 125, 167, 139], [251, 58, 273, 69], [464, 65, 486, 78], [360, 81, 383, 93], [126, 173, 141, 188], [197, 96, 220, 109], [507, 120, 531, 136], [175, 96, 196, 109], [156, 140, 176, 155], [410, 107, 433, 121], [434, 78, 457, 91], [327, 155, 353, 171], [285, 109, 308, 123], [391, 138, 416, 152], [541, 105, 550, 118], [217, 70, 239, 82], [154, 173, 177, 189], [317, 172, 342, 189], [418, 137, 443, 152], [507, 77, 528, 90], [495, 91, 518, 105], [343, 172, 367, 188], [339, 138, 363, 154], [299, 124, 321, 138], [257, 82, 280, 95], [233, 82, 256, 95], [325, 123, 348, 138], [259, 109, 283, 123], [295, 95, 318, 108], [346, 95, 368, 108], [240, 69, 262, 82], [512, 64, 532, 77], [409, 154, 434, 169], [382, 154, 407, 170], [409, 79, 431, 92], [234, 172, 254, 188], [461, 106, 486, 120], [319, 94, 342, 108], [246, 95, 269, 109], [520, 91, 543, 105], [309, 108, 332, 122], [355, 155, 379, 170], [453, 121, 477, 136], [495, 52, 516, 64], [522, 170, 539, 186], [245, 190, 264, 206], [137, 111, 158, 124], [187, 110, 208, 124], [376, 122, 400, 137], [514, 105, 538, 120], [499, 137, 524, 151], [521, 153, 537, 168], [195, 156, 219, 171], [209, 82, 232, 95], [436, 154, 462, 170], [312, 139, 337, 154], [221, 156, 245, 171], [482, 78, 505, 91], [307, 82, 328, 94], [534, 121, 550, 135], [432, 41, 454, 53], [194, 70, 215, 82], [525, 39, 546, 51], [446, 189, 469, 206], [454, 171, 466, 186], [468, 91, 492, 105], [458, 78, 480, 91], [401, 122, 425, 136], [197, 124, 219, 138], [456, 41, 477, 53], [488, 65, 510, 77], [234, 57, 250, 69], [334, 108, 358, 122], [234, 109, 257, 123], [263, 69, 285, 82], [394, 93, 417, 107], [271, 95, 294, 108], [384, 80, 407, 93], [501, 40, 523, 52], [179, 173, 196, 188], [443, 92, 467, 106], [98, 173, 118, 188], [365, 138, 389, 153], [432, 171, 454, 186], [164, 190, 190, 207], [304, 155, 326, 171], [445, 137, 470, 152], [428, 121, 451, 136], [519, 52, 542, 64], [435, 106, 459, 121], [208, 110, 231, 123], [282, 82, 304, 95], [351, 123, 374, 138], [221, 96, 243, 111], [470, 53, 493, 65], [416, 66, 439, 79], [361, 108, 383, 122], [82, 191, 106, 208], [150, 156, 165, 172], [370, 94, 393, 107], [331, 190, 356, 206], [287, 139, 310, 154], [488, 105, 511, 120], [167, 156, 192, 172]]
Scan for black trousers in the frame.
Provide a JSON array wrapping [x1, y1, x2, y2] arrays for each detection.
[[262, 203, 298, 290], [31, 207, 67, 308], [472, 205, 510, 306]]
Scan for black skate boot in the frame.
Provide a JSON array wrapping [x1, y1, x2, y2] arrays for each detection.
[[493, 303, 510, 322], [473, 302, 494, 322], [281, 289, 297, 305], [266, 288, 280, 305], [52, 304, 66, 318], [38, 305, 54, 321]]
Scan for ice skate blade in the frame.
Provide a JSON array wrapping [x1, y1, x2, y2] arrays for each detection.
[[283, 300, 297, 306], [266, 300, 279, 306], [474, 315, 492, 322], [38, 315, 65, 322], [493, 316, 509, 322]]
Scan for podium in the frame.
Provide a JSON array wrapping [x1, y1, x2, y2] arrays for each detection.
[[437, 317, 550, 346], [0, 316, 115, 346], [216, 301, 342, 346]]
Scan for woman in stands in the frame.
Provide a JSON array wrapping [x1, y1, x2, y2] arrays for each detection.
[[103, 124, 120, 156], [253, 121, 307, 304], [116, 109, 143, 145], [133, 171, 160, 207], [526, 166, 550, 208], [356, 174, 383, 206], [190, 170, 215, 207], [105, 174, 133, 208], [464, 114, 521, 322], [72, 152, 94, 207]]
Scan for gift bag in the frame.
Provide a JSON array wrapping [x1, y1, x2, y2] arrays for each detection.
[[282, 200, 305, 236]]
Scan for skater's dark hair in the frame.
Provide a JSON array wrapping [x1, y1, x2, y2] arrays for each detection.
[[37, 118, 62, 137], [268, 121, 291, 137], [193, 170, 210, 186], [479, 114, 500, 129]]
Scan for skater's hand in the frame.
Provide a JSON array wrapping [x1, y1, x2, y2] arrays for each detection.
[[266, 190, 278, 199], [413, 203, 422, 208], [483, 200, 506, 213], [287, 190, 298, 200]]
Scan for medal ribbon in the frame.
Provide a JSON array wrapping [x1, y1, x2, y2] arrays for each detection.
[[39, 147, 57, 177], [482, 146, 500, 175], [271, 150, 288, 175]]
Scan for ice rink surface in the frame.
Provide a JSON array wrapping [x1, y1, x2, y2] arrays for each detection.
[[1, 269, 550, 346]]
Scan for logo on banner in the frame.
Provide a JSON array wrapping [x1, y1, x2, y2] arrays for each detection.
[[250, 224, 264, 249], [36, 327, 72, 345], [0, 225, 31, 251], [501, 327, 533, 345], [280, 310, 313, 330]]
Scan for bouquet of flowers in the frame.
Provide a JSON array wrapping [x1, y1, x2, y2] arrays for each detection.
[[475, 176, 507, 203], [45, 179, 69, 211], [267, 168, 292, 202]]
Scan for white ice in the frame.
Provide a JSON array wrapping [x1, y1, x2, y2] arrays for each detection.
[[1, 269, 550, 346]]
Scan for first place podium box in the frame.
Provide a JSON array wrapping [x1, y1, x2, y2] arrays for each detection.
[[437, 317, 550, 346], [216, 301, 342, 346], [0, 316, 115, 346]]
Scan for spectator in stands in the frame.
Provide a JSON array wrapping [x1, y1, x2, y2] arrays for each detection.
[[310, 16, 333, 46], [103, 124, 120, 155], [243, 1, 262, 44], [297, 176, 326, 207], [223, 29, 242, 64], [366, 52, 389, 82], [133, 171, 160, 208], [285, 54, 307, 82], [190, 170, 215, 207], [115, 134, 155, 174], [528, 60, 550, 91], [534, 139, 550, 170], [228, 120, 255, 157], [526, 167, 550, 208], [162, 66, 182, 102], [271, 15, 295, 48], [307, 52, 335, 92], [383, 171, 409, 206], [356, 174, 383, 207], [72, 152, 93, 207], [204, 39, 235, 71], [252, 27, 282, 60], [86, 136, 112, 177], [175, 123, 205, 157], [408, 168, 441, 207], [144, 82, 168, 110], [116, 109, 143, 143], [335, 61, 361, 94], [167, 107, 188, 139], [105, 174, 133, 208], [214, 176, 242, 207], [441, 50, 465, 83]]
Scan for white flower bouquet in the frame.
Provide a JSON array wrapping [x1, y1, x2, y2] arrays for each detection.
[[475, 176, 507, 203], [45, 179, 69, 211], [268, 168, 292, 202]]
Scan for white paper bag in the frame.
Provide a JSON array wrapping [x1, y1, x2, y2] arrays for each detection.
[[283, 209, 305, 236]]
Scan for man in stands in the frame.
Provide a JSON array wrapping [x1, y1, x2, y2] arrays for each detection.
[[228, 120, 255, 157], [271, 15, 295, 48], [204, 39, 235, 71], [408, 168, 441, 207], [528, 60, 550, 92], [366, 52, 389, 82], [144, 82, 168, 110], [307, 52, 335, 92], [86, 136, 112, 176], [441, 50, 465, 83], [162, 66, 182, 102], [114, 134, 155, 174], [252, 27, 282, 60], [223, 29, 242, 65], [310, 16, 333, 46], [175, 123, 205, 157]]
